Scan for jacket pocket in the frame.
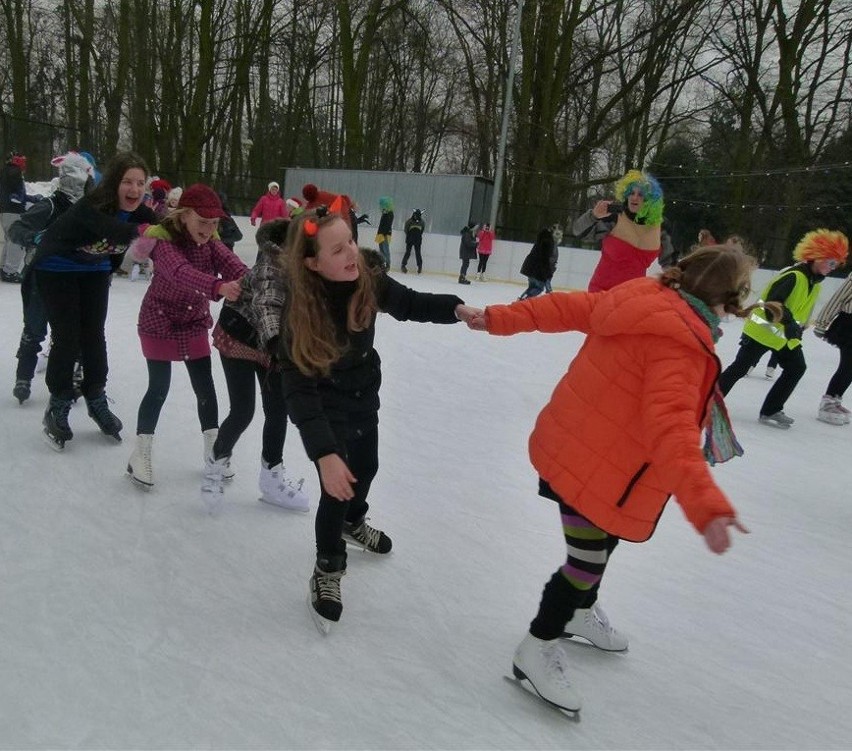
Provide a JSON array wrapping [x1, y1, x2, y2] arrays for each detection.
[[616, 463, 649, 507]]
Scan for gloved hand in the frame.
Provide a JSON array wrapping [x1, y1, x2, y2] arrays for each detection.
[[784, 320, 803, 340], [250, 218, 256, 227]]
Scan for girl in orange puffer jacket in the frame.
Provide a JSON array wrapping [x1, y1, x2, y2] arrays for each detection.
[[467, 244, 779, 714]]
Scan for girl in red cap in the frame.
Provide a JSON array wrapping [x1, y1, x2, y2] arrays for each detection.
[[125, 183, 248, 501]]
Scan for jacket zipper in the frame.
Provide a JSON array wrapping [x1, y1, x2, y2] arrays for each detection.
[[616, 463, 649, 507]]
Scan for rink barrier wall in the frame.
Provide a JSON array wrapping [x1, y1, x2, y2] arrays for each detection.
[[381, 231, 847, 300]]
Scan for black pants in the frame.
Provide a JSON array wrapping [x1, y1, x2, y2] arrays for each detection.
[[476, 253, 490, 273], [459, 258, 471, 278], [215, 355, 288, 465], [136, 358, 218, 434], [401, 243, 422, 271], [16, 272, 49, 381], [36, 269, 111, 400], [719, 336, 806, 415], [826, 345, 852, 398], [315, 426, 379, 557]]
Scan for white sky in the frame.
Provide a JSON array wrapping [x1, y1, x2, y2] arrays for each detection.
[[0, 216, 850, 749]]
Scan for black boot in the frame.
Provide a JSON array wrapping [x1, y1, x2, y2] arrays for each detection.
[[458, 275, 471, 285], [43, 395, 74, 449], [86, 390, 123, 441], [310, 551, 347, 626]]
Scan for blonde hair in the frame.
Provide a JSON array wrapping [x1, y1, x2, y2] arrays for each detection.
[[283, 211, 379, 376], [659, 245, 781, 321], [160, 206, 189, 237]]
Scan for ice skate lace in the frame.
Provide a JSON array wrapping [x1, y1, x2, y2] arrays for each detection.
[[540, 642, 574, 690], [315, 569, 344, 604], [276, 469, 305, 497], [348, 519, 383, 550], [88, 393, 118, 426], [588, 605, 613, 634]]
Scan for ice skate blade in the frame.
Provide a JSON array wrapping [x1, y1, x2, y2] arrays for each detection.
[[758, 417, 791, 430], [258, 495, 310, 513], [42, 430, 67, 452], [307, 591, 334, 635], [561, 632, 629, 652], [503, 674, 581, 719], [127, 468, 153, 491]]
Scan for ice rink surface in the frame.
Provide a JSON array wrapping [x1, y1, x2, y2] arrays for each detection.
[[0, 218, 849, 749]]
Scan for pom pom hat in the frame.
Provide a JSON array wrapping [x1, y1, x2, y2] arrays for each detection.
[[178, 183, 228, 219], [792, 229, 848, 264]]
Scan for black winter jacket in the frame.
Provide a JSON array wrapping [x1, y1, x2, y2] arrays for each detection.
[[280, 251, 463, 461], [33, 196, 157, 271]]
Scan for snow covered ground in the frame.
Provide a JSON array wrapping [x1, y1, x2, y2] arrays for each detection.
[[0, 216, 850, 749]]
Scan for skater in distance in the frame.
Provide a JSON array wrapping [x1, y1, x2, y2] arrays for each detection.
[[467, 244, 772, 714]]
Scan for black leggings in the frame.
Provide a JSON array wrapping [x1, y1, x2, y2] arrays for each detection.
[[315, 426, 379, 557], [214, 355, 288, 465], [476, 253, 490, 273], [136, 358, 218, 435], [719, 336, 806, 415], [826, 345, 852, 398]]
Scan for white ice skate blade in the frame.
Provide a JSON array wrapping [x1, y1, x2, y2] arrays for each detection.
[[560, 632, 629, 653], [126, 470, 153, 491], [503, 675, 580, 720], [42, 430, 66, 452], [258, 495, 310, 513], [307, 591, 333, 635]]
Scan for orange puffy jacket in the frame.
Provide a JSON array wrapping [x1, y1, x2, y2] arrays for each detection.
[[485, 277, 736, 542]]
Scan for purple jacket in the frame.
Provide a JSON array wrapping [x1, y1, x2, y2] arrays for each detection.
[[137, 234, 248, 360]]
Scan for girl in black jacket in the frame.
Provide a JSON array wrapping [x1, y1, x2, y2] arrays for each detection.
[[281, 207, 478, 631], [34, 151, 157, 449]]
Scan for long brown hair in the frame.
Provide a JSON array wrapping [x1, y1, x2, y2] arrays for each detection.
[[282, 211, 379, 376], [659, 244, 782, 321], [87, 151, 149, 213]]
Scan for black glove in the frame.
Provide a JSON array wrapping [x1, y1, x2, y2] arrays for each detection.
[[784, 321, 803, 340]]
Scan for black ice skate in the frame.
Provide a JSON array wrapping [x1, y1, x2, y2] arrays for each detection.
[[86, 391, 123, 441], [309, 553, 346, 634], [342, 516, 392, 554], [43, 396, 74, 450]]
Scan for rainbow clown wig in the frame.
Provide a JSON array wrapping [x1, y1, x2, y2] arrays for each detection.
[[792, 229, 849, 264], [614, 169, 664, 227]]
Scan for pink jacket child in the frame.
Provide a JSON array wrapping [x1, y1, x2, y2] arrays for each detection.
[[250, 181, 289, 226], [477, 224, 496, 255], [132, 184, 248, 360]]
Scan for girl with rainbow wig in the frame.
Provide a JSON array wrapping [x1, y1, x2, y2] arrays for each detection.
[[572, 169, 672, 292]]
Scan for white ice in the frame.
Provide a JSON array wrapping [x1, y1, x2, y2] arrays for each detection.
[[1, 217, 850, 749]]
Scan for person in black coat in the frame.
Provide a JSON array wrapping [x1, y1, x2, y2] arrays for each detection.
[[518, 227, 557, 299], [280, 207, 479, 630], [401, 208, 425, 273], [34, 151, 157, 448], [8, 152, 94, 404], [458, 220, 478, 284]]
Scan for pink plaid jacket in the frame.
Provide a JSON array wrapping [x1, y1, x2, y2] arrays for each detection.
[[137, 235, 247, 360]]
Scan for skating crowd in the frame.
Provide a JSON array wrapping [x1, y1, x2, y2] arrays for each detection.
[[2, 150, 850, 714]]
